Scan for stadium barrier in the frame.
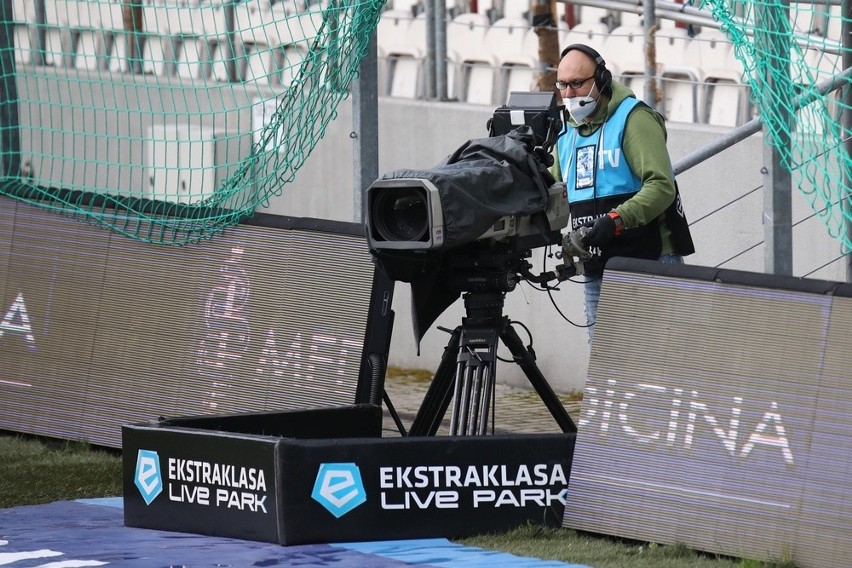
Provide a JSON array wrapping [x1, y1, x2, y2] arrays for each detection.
[[564, 257, 852, 568]]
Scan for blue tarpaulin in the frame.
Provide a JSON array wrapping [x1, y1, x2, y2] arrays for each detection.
[[0, 499, 590, 567]]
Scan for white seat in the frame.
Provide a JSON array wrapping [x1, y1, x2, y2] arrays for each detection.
[[483, 17, 533, 103], [790, 2, 825, 38], [685, 28, 751, 125], [826, 4, 842, 41], [174, 37, 208, 79], [143, 0, 173, 36], [476, 0, 496, 20], [142, 34, 177, 75], [274, 0, 309, 15], [11, 0, 36, 64], [447, 12, 498, 103], [656, 28, 702, 122], [576, 6, 609, 27], [795, 49, 841, 134], [274, 43, 309, 87], [446, 12, 491, 100], [561, 22, 609, 54], [501, 0, 530, 19], [391, 0, 422, 15], [486, 17, 531, 61], [235, 2, 280, 84], [383, 13, 428, 98], [377, 10, 417, 58], [618, 11, 643, 27], [603, 25, 647, 95], [12, 0, 37, 22], [603, 25, 645, 74]]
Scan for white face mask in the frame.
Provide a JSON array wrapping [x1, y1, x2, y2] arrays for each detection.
[[566, 96, 597, 123], [565, 85, 600, 123]]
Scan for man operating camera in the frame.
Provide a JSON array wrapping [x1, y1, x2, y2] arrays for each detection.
[[554, 44, 695, 339]]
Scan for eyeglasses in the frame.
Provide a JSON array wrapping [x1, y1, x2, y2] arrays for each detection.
[[555, 76, 595, 91]]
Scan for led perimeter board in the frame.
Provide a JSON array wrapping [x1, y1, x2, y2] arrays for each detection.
[[564, 257, 852, 568], [0, 196, 393, 448]]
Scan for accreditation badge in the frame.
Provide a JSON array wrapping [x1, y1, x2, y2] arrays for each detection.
[[575, 145, 595, 189]]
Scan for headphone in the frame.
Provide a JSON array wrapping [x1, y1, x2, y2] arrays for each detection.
[[559, 44, 613, 97]]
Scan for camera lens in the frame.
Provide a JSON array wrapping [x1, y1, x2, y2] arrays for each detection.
[[373, 187, 429, 242]]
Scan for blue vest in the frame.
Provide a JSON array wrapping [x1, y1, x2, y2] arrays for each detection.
[[557, 98, 642, 229]]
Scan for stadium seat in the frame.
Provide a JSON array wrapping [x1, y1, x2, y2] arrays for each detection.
[[576, 6, 610, 27], [377, 9, 417, 58], [446, 12, 491, 100], [476, 0, 497, 22], [274, 43, 310, 87], [795, 48, 842, 134], [603, 25, 647, 96], [377, 9, 416, 92], [618, 11, 643, 27], [235, 1, 278, 85], [562, 22, 609, 54], [384, 13, 428, 98], [487, 17, 531, 58], [11, 0, 37, 64], [826, 4, 842, 41], [484, 17, 533, 103], [42, 1, 74, 68], [501, 0, 531, 20], [656, 28, 702, 122], [790, 2, 825, 37], [51, 0, 106, 70], [391, 0, 422, 16], [273, 0, 309, 14], [686, 28, 751, 126]]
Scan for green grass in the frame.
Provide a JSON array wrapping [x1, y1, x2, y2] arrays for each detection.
[[0, 433, 796, 568], [458, 523, 798, 568], [0, 434, 122, 508]]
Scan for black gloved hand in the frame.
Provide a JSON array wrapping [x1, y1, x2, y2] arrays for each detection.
[[581, 213, 621, 247]]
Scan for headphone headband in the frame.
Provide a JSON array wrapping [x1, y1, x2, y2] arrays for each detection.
[[560, 43, 606, 67], [559, 43, 613, 97]]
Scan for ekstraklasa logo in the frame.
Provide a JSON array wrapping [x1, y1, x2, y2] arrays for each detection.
[[135, 449, 163, 505], [311, 463, 366, 518]]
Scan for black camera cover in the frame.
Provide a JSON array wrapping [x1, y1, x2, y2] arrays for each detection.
[[379, 127, 553, 250], [373, 126, 556, 346]]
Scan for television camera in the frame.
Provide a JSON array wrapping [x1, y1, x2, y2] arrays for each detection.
[[364, 92, 582, 438]]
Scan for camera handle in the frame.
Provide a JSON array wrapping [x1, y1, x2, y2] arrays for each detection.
[[408, 291, 578, 436]]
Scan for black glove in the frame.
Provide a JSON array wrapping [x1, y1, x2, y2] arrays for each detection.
[[581, 213, 622, 247]]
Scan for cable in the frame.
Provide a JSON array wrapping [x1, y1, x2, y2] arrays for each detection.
[[688, 183, 762, 226], [802, 253, 849, 278]]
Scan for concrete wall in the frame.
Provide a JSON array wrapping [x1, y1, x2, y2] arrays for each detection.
[[269, 96, 847, 393]]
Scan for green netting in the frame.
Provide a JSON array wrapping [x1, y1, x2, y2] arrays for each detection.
[[699, 0, 851, 251], [0, 0, 383, 244]]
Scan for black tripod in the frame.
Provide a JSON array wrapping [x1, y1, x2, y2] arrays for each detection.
[[407, 290, 577, 436]]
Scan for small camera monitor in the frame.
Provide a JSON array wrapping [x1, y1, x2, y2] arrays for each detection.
[[488, 91, 563, 148]]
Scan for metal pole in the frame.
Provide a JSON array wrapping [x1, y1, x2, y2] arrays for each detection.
[[643, 0, 657, 108], [0, 0, 20, 177], [435, 0, 448, 100], [34, 0, 46, 66], [352, 32, 379, 224], [424, 0, 437, 99], [224, 1, 238, 83], [754, 0, 792, 275]]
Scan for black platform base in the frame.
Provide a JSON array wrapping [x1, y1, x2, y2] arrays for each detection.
[[123, 404, 575, 545]]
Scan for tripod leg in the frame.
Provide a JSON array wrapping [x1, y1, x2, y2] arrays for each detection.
[[500, 324, 577, 433], [408, 327, 462, 436], [450, 327, 499, 435]]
